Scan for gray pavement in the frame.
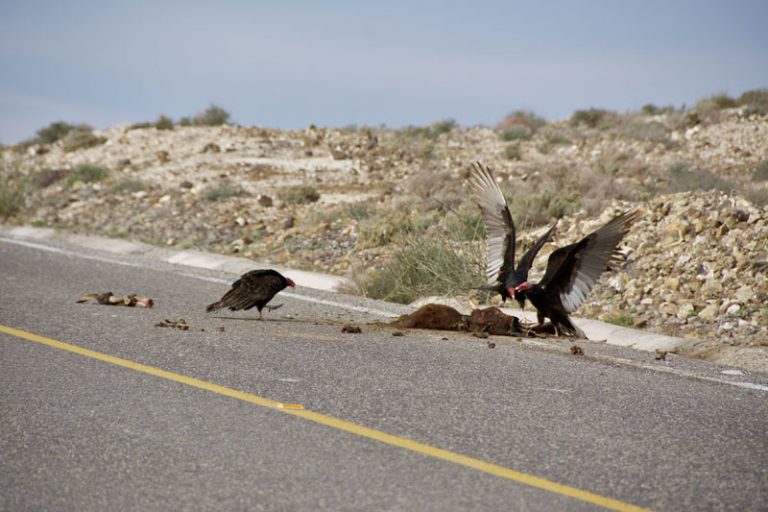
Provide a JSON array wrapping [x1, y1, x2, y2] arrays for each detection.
[[1, 234, 768, 511]]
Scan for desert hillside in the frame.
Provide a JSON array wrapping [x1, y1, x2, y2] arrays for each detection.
[[2, 94, 767, 361]]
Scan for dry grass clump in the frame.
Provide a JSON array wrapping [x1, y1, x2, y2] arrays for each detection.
[[204, 179, 249, 201], [664, 161, 734, 194], [356, 204, 436, 249], [503, 142, 522, 160], [66, 163, 110, 186], [35, 121, 80, 144], [737, 88, 768, 116], [277, 185, 320, 204], [192, 104, 231, 126], [570, 108, 616, 129], [752, 159, 768, 182], [358, 231, 484, 304], [111, 179, 147, 194], [62, 127, 107, 152], [405, 168, 466, 210], [0, 159, 27, 218]]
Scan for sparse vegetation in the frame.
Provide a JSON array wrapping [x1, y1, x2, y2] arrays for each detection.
[[193, 105, 231, 126], [745, 189, 768, 207], [753, 159, 768, 181], [66, 163, 110, 186], [35, 121, 79, 144], [155, 115, 174, 130], [604, 312, 636, 327], [616, 120, 669, 143], [538, 131, 571, 154], [499, 125, 531, 141], [359, 233, 483, 303], [737, 88, 768, 116], [0, 160, 27, 218], [34, 168, 70, 188], [111, 179, 147, 194], [665, 161, 734, 194], [503, 142, 522, 160], [571, 108, 612, 128], [277, 185, 320, 205], [203, 179, 248, 201], [356, 206, 435, 249], [497, 110, 547, 133], [62, 127, 107, 152]]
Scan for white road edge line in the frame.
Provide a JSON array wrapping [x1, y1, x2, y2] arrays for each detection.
[[0, 236, 399, 318], [2, 235, 766, 394]]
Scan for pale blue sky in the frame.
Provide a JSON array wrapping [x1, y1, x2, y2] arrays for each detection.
[[1, 0, 766, 143]]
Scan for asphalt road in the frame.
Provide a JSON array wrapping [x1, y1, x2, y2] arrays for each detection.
[[1, 238, 767, 511]]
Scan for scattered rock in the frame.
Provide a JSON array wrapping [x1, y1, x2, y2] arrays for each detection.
[[341, 324, 362, 333], [655, 349, 668, 361], [570, 345, 584, 356]]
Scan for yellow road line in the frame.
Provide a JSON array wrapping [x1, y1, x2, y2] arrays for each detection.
[[0, 324, 648, 512]]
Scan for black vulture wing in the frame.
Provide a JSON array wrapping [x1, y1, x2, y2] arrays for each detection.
[[539, 210, 638, 313], [514, 220, 558, 283], [467, 162, 516, 285], [206, 269, 292, 312]]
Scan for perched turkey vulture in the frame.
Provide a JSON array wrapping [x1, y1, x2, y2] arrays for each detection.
[[514, 210, 639, 337], [206, 269, 296, 320], [468, 162, 558, 308]]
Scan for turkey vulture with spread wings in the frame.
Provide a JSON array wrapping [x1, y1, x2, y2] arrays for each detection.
[[206, 269, 296, 320], [514, 210, 639, 337], [468, 162, 557, 309]]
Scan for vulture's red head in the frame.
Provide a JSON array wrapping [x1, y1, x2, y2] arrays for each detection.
[[286, 278, 297, 288], [512, 282, 531, 297]]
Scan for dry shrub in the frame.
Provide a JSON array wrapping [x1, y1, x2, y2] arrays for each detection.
[[204, 180, 249, 201], [0, 160, 27, 218], [405, 168, 465, 210], [358, 233, 484, 304], [277, 185, 320, 204], [664, 161, 734, 194], [62, 127, 107, 152], [503, 142, 522, 160], [66, 163, 110, 186], [356, 204, 436, 249], [753, 159, 768, 181]]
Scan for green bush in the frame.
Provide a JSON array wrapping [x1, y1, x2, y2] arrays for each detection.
[[155, 115, 174, 130], [277, 185, 320, 205], [570, 108, 611, 128], [508, 188, 580, 227], [665, 161, 734, 193], [0, 161, 27, 218], [193, 105, 231, 126], [66, 164, 110, 186], [737, 88, 768, 116], [203, 179, 248, 201], [503, 142, 522, 160], [62, 127, 107, 152], [111, 179, 147, 194], [537, 131, 571, 154], [753, 159, 768, 181], [35, 121, 79, 144], [356, 207, 435, 249], [359, 234, 483, 303], [745, 189, 768, 207], [499, 125, 531, 141], [617, 121, 669, 143], [708, 93, 738, 109]]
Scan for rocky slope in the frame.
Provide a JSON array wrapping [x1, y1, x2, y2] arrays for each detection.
[[2, 107, 767, 367]]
